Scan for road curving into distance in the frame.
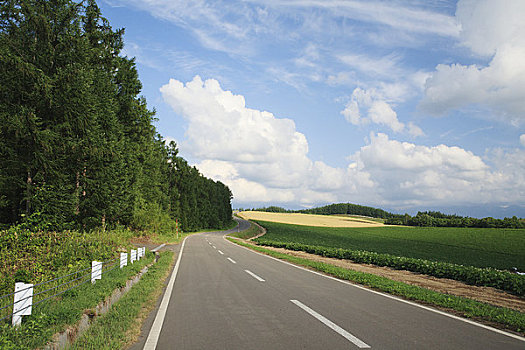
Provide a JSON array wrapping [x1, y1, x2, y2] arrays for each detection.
[[136, 217, 524, 349]]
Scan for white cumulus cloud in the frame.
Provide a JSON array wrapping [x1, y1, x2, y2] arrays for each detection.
[[341, 87, 423, 136], [420, 0, 525, 124], [161, 76, 524, 210], [160, 76, 345, 205], [521, 134, 525, 147], [368, 100, 404, 133], [347, 133, 523, 207]]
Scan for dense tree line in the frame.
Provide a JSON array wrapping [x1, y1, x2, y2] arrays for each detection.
[[253, 203, 393, 218], [253, 206, 290, 213], [0, 0, 232, 232], [385, 211, 525, 229], [297, 203, 393, 218]]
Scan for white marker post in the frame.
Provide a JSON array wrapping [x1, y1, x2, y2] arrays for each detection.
[[91, 261, 102, 284], [131, 249, 137, 264], [12, 282, 33, 327], [120, 252, 128, 268], [137, 247, 143, 260]]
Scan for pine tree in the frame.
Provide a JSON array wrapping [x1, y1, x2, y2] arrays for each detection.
[[0, 0, 232, 232]]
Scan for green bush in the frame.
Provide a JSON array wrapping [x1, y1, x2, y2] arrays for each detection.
[[131, 202, 177, 234], [256, 240, 525, 296], [0, 228, 132, 298]]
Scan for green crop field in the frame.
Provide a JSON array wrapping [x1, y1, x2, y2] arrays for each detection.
[[254, 221, 525, 271]]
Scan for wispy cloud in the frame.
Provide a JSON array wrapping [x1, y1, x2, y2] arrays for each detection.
[[254, 0, 460, 37], [461, 126, 494, 137], [108, 0, 458, 58], [121, 42, 163, 70], [337, 53, 404, 79], [121, 41, 222, 76]]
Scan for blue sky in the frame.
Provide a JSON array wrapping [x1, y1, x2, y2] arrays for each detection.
[[100, 0, 525, 217]]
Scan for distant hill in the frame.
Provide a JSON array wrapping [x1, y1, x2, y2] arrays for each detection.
[[296, 203, 394, 219], [254, 203, 396, 218]]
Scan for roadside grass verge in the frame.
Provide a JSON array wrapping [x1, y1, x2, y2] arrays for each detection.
[[70, 251, 174, 349], [254, 220, 525, 271], [0, 253, 154, 350], [228, 238, 525, 334]]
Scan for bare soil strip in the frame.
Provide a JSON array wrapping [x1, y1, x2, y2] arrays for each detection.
[[254, 244, 525, 313]]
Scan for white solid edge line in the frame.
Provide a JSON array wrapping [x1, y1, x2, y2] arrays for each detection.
[[143, 236, 189, 350], [224, 234, 525, 342], [151, 243, 166, 252], [291, 299, 370, 348], [245, 269, 265, 282], [227, 257, 237, 264], [218, 250, 224, 255]]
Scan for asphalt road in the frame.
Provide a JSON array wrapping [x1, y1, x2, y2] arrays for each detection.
[[136, 218, 524, 349]]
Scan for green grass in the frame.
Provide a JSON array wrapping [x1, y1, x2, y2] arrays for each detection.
[[70, 251, 174, 349], [230, 239, 525, 334], [0, 253, 155, 349], [254, 221, 525, 270]]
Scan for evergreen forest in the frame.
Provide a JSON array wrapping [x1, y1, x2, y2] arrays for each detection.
[[0, 0, 232, 233]]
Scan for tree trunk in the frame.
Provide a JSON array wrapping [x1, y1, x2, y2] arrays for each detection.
[[26, 169, 32, 215], [75, 171, 80, 215]]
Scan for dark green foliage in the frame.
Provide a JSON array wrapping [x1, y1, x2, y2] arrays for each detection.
[[254, 206, 290, 213], [253, 203, 394, 217], [166, 142, 233, 232], [297, 202, 394, 218], [0, 0, 231, 232], [385, 211, 525, 229]]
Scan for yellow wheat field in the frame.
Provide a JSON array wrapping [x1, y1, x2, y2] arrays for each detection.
[[237, 211, 385, 227]]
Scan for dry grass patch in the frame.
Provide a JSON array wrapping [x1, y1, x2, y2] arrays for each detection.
[[238, 211, 384, 227]]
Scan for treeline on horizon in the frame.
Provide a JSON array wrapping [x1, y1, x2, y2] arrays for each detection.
[[0, 0, 232, 233], [250, 203, 525, 229]]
